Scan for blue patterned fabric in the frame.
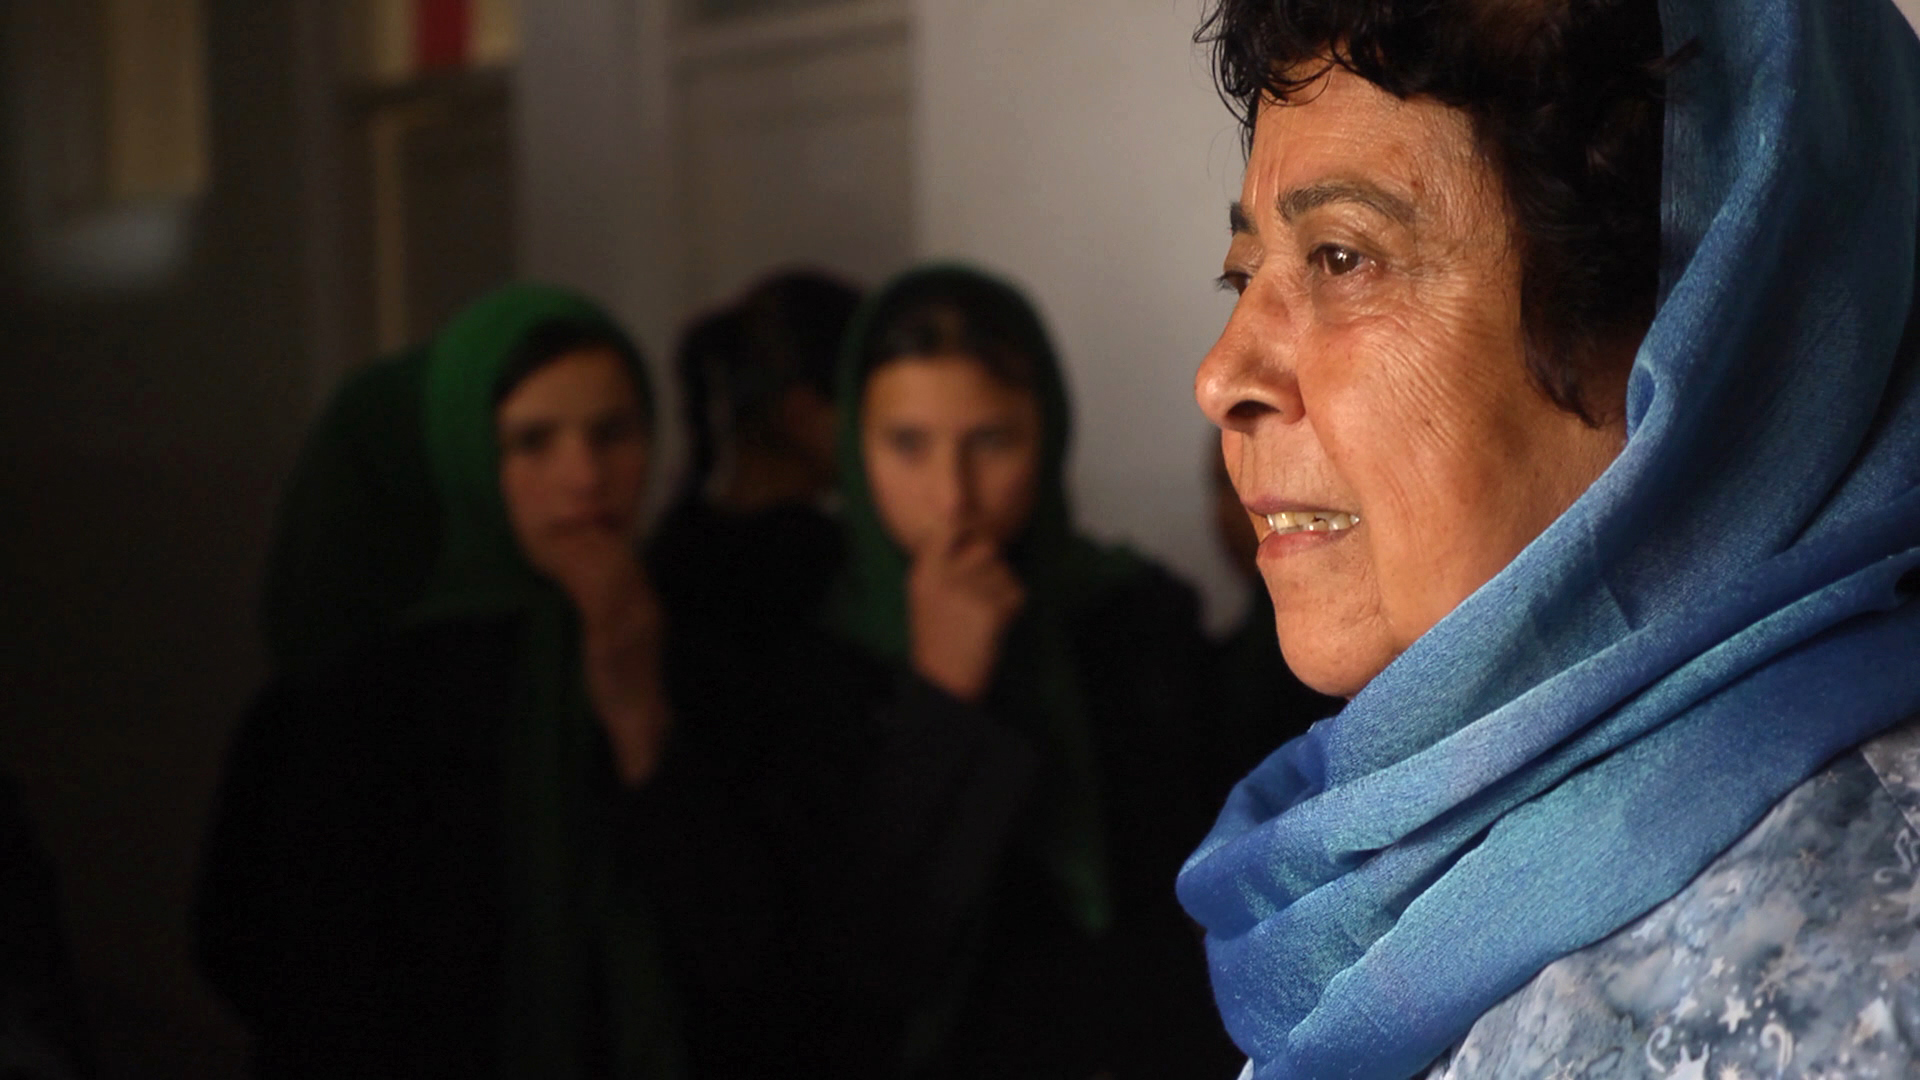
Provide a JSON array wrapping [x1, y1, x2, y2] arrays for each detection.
[[1419, 715, 1920, 1079], [1174, 1, 1920, 1077]]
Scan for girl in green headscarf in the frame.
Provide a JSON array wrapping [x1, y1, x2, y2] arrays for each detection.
[[823, 264, 1241, 1079], [198, 285, 717, 1080]]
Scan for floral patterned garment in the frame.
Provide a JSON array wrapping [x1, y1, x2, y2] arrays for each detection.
[[1415, 714, 1920, 1080]]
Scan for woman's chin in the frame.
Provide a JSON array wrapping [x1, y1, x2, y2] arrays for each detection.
[[1275, 623, 1389, 702]]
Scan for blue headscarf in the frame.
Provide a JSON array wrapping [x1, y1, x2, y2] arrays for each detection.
[[1175, 0, 1920, 1077]]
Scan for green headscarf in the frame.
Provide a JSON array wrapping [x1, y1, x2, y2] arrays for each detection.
[[409, 283, 682, 1080], [827, 263, 1149, 939], [259, 346, 438, 672]]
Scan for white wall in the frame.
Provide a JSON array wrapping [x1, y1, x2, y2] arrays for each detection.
[[517, 0, 916, 513], [913, 0, 1249, 629], [516, 0, 690, 502], [516, 0, 671, 344], [675, 8, 914, 309]]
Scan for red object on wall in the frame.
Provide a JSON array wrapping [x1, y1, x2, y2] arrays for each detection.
[[414, 0, 471, 73]]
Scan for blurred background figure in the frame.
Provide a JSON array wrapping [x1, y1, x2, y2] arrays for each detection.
[[203, 278, 1142, 1080], [1204, 444, 1342, 783], [196, 286, 716, 1079], [805, 264, 1240, 1079], [649, 269, 861, 649], [196, 282, 683, 1068], [674, 270, 853, 515]]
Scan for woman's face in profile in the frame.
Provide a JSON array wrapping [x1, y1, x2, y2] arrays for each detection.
[[1196, 67, 1626, 699], [495, 346, 652, 574], [861, 353, 1043, 558]]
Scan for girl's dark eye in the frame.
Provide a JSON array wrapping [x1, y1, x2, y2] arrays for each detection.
[[503, 426, 554, 457], [887, 430, 928, 458], [589, 415, 640, 448], [970, 427, 1018, 452], [1311, 245, 1366, 277]]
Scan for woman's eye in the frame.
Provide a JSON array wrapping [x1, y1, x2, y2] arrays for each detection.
[[887, 430, 927, 458], [589, 415, 640, 448], [503, 427, 553, 457], [972, 428, 1017, 452], [1214, 271, 1250, 296], [1310, 245, 1367, 277]]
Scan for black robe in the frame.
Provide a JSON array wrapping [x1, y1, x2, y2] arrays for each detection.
[[787, 564, 1245, 1080], [194, 605, 1037, 1079], [191, 614, 860, 1076], [645, 498, 843, 653], [198, 562, 1245, 1080]]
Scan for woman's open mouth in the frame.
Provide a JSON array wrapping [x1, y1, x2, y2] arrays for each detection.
[[1263, 510, 1360, 536]]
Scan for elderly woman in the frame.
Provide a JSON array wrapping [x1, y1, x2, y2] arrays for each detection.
[[1177, 0, 1920, 1077]]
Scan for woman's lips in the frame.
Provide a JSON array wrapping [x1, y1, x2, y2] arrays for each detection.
[[1250, 505, 1361, 560], [550, 511, 626, 534], [1262, 509, 1360, 535]]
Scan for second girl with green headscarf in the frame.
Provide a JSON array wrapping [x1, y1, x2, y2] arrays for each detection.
[[814, 264, 1244, 1078]]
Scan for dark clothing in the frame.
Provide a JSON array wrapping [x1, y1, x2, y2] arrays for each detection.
[[646, 498, 842, 652], [198, 616, 808, 1077], [797, 564, 1242, 1080], [195, 611, 1043, 1080], [1208, 588, 1342, 789], [197, 622, 511, 1079], [208, 284, 699, 1080], [0, 778, 92, 1080]]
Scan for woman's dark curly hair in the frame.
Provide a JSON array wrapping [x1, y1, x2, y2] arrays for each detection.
[[1198, 0, 1676, 422]]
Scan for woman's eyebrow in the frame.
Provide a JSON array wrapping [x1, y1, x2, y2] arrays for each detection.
[[1278, 180, 1417, 226], [1229, 201, 1256, 237], [501, 418, 558, 443]]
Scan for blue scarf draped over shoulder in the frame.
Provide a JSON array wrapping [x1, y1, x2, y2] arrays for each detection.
[[1175, 0, 1920, 1077]]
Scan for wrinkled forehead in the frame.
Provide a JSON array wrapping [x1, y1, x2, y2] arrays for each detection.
[[1236, 71, 1498, 239]]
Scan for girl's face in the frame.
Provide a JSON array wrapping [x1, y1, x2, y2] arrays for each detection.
[[495, 347, 651, 573], [860, 353, 1043, 557]]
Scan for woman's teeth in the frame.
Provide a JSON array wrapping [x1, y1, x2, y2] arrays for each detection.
[[1265, 510, 1360, 535]]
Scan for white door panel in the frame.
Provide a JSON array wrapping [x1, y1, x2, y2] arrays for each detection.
[[674, 5, 911, 306]]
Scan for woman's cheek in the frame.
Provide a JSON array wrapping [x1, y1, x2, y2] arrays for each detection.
[[870, 461, 928, 554]]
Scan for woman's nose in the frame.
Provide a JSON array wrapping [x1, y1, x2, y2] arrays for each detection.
[[1195, 290, 1304, 433], [555, 434, 606, 493], [935, 448, 977, 523]]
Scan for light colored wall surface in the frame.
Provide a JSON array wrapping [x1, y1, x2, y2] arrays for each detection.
[[913, 0, 1249, 630], [515, 0, 688, 505], [516, 0, 673, 414], [674, 9, 912, 310], [518, 0, 915, 511]]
